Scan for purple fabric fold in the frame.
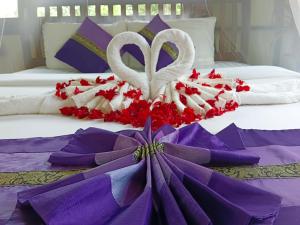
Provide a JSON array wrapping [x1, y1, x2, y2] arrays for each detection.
[[14, 119, 282, 225]]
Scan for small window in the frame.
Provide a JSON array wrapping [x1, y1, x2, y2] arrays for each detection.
[[163, 4, 172, 16], [126, 4, 133, 16], [75, 5, 81, 17], [100, 5, 109, 16], [49, 6, 58, 17], [62, 6, 71, 17], [0, 0, 18, 18], [37, 7, 45, 18], [88, 5, 96, 16], [176, 3, 183, 15], [113, 5, 121, 16], [150, 4, 159, 16], [138, 4, 146, 16]]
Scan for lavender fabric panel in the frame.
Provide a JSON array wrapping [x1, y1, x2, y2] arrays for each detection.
[[274, 206, 300, 225], [177, 123, 230, 150], [0, 186, 32, 225], [77, 17, 112, 50], [240, 128, 300, 147], [217, 123, 300, 148], [55, 39, 109, 73], [245, 178, 300, 207], [0, 153, 77, 172], [243, 145, 300, 166], [0, 135, 72, 153]]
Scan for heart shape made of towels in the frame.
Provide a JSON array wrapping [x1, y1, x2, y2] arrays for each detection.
[[106, 29, 195, 100]]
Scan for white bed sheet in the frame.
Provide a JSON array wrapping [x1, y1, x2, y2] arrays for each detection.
[[1, 64, 300, 139], [13, 61, 247, 75]]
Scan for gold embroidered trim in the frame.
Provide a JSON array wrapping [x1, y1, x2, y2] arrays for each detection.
[[0, 170, 83, 186], [72, 33, 107, 62], [139, 27, 178, 60], [1, 164, 300, 186], [213, 163, 300, 180], [133, 142, 164, 161]]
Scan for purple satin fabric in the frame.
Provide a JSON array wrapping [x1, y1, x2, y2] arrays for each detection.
[[2, 119, 300, 224]]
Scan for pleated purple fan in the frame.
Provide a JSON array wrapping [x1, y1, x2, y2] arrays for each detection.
[[18, 118, 281, 225]]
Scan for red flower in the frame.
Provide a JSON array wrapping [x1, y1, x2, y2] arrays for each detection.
[[88, 109, 103, 119], [118, 81, 126, 87], [60, 92, 68, 100], [208, 69, 222, 79], [214, 84, 223, 89], [74, 106, 89, 119], [95, 87, 118, 101], [236, 78, 244, 85], [182, 107, 196, 124], [179, 94, 187, 105], [185, 86, 200, 95], [74, 87, 83, 95], [189, 68, 200, 80], [80, 79, 90, 86], [225, 100, 239, 111], [202, 83, 211, 87], [236, 85, 250, 92], [60, 107, 76, 116], [175, 82, 185, 90], [206, 99, 216, 107], [107, 75, 115, 81], [224, 84, 232, 91], [123, 89, 142, 100]]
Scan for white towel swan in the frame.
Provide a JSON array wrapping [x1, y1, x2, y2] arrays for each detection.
[[107, 31, 151, 99]]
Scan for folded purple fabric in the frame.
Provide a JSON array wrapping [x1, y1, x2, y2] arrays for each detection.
[[17, 118, 281, 225], [123, 14, 178, 71], [55, 17, 112, 73]]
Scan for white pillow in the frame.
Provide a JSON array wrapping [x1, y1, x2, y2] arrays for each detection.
[[43, 21, 127, 71], [127, 17, 216, 69]]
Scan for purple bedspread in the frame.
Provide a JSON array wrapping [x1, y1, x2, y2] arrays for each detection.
[[0, 119, 300, 225]]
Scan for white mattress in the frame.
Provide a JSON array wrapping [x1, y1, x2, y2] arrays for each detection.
[[1, 64, 300, 139]]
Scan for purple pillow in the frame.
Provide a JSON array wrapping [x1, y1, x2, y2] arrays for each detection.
[[55, 17, 112, 73], [124, 14, 178, 71]]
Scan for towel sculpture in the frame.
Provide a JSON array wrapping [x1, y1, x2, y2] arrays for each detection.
[[13, 118, 281, 225], [2, 29, 300, 128]]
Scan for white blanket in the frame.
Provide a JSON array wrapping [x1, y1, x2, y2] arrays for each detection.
[[0, 66, 300, 116]]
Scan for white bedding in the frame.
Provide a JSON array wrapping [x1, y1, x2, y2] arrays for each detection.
[[1, 64, 300, 139]]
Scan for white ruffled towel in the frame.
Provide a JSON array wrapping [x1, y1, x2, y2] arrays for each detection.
[[1, 29, 300, 117]]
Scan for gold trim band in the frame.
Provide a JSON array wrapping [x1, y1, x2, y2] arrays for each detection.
[[1, 164, 300, 186], [72, 33, 107, 62]]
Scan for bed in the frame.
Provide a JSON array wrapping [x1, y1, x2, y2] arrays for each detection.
[[1, 2, 300, 224]]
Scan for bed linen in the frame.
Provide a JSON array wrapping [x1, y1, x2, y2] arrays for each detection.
[[1, 65, 300, 224]]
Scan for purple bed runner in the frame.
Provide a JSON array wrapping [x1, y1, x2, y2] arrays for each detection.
[[0, 119, 300, 225]]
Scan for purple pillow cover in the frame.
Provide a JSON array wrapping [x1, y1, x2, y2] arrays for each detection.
[[55, 17, 112, 73]]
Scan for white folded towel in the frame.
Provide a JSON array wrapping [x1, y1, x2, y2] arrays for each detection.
[[150, 29, 195, 99], [107, 31, 151, 99]]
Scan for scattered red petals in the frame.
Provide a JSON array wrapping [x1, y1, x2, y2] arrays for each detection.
[[236, 85, 250, 92], [208, 69, 222, 79], [88, 109, 103, 119], [179, 94, 187, 105], [74, 87, 83, 95], [123, 89, 142, 100], [60, 107, 76, 116], [74, 106, 89, 119], [80, 79, 90, 86], [95, 87, 118, 101], [189, 68, 200, 80]]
